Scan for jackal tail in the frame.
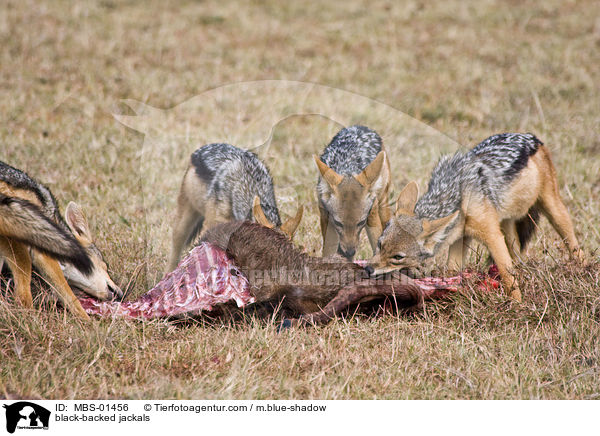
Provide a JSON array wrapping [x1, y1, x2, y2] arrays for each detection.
[[0, 194, 93, 274], [516, 206, 541, 250]]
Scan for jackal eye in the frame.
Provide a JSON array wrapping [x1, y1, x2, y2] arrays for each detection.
[[333, 219, 342, 228], [392, 254, 405, 261], [357, 219, 367, 228]]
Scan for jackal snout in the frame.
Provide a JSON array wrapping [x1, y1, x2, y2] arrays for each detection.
[[337, 243, 356, 260], [366, 219, 426, 276], [367, 181, 461, 277]]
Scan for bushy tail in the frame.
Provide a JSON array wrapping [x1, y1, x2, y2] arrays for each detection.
[[0, 194, 92, 274], [516, 206, 541, 250]]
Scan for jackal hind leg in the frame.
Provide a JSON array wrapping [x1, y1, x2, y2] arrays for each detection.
[[538, 182, 585, 264], [0, 237, 33, 308]]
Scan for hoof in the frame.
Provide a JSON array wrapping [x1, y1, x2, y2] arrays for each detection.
[[277, 319, 293, 333]]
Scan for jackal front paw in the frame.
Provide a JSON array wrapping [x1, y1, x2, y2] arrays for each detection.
[[573, 248, 588, 267], [509, 286, 522, 303]]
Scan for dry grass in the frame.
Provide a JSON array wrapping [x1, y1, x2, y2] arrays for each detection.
[[1, 0, 599, 399]]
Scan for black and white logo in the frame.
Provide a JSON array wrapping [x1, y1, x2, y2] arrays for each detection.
[[2, 402, 50, 434]]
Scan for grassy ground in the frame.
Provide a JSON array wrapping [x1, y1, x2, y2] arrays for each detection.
[[1, 0, 599, 399]]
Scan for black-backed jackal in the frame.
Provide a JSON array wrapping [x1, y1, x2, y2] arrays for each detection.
[[314, 125, 392, 261], [367, 133, 585, 301], [0, 161, 122, 320], [168, 143, 303, 271]]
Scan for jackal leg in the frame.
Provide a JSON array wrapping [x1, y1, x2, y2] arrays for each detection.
[[168, 200, 203, 272], [538, 183, 585, 264], [501, 220, 521, 261], [0, 237, 33, 308], [365, 199, 382, 255], [467, 211, 521, 301], [32, 251, 90, 320], [447, 236, 471, 271], [319, 205, 339, 257]]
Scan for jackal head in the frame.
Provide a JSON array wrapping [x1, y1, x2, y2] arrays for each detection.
[[367, 181, 460, 276], [314, 151, 386, 260], [252, 196, 304, 239], [61, 202, 123, 300]]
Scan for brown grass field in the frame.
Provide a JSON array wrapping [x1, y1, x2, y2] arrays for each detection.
[[1, 0, 599, 399]]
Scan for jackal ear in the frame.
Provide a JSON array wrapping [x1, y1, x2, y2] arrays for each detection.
[[252, 196, 275, 229], [355, 151, 385, 188], [65, 201, 93, 241], [395, 181, 419, 216], [280, 205, 304, 239], [420, 211, 460, 245], [314, 155, 343, 188]]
